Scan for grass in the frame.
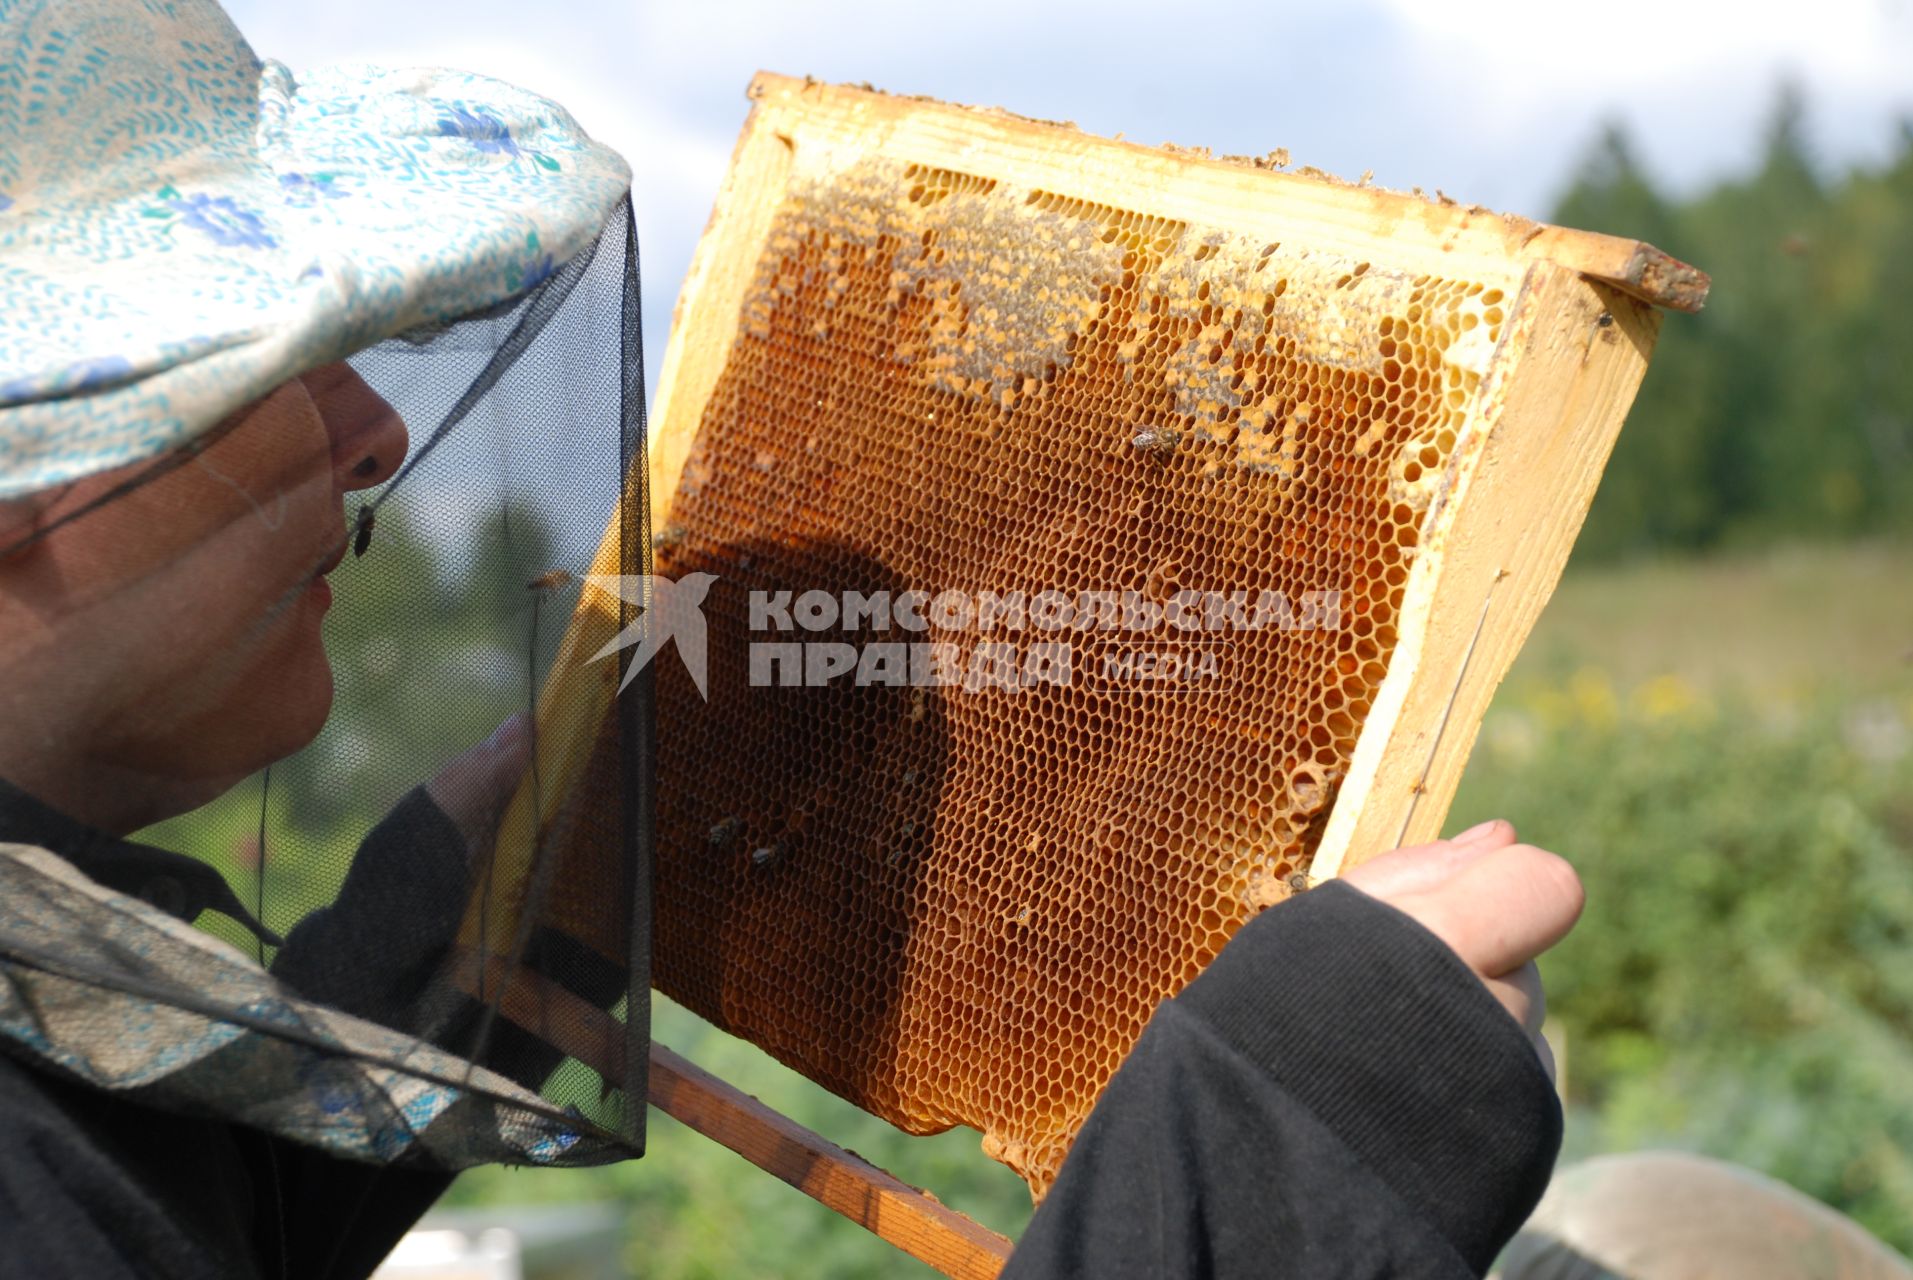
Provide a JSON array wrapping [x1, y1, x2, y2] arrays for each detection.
[[1500, 541, 1909, 702]]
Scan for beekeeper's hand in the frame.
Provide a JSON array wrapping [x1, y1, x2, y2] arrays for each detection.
[[425, 713, 531, 859], [1341, 819, 1583, 1080]]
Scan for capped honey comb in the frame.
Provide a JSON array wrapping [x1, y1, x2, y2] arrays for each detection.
[[609, 77, 1704, 1199]]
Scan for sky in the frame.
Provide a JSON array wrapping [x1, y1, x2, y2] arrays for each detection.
[[224, 0, 1913, 375]]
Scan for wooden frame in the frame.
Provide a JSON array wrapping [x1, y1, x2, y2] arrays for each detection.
[[454, 950, 1016, 1275], [479, 75, 1705, 1276]]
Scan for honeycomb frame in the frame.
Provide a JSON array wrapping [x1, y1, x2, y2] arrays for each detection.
[[510, 75, 1705, 1266]]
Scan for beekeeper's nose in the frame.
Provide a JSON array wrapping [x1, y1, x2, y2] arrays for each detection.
[[299, 361, 410, 493]]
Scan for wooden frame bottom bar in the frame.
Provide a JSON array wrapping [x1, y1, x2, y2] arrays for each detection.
[[454, 951, 1014, 1278], [650, 1044, 1015, 1278]]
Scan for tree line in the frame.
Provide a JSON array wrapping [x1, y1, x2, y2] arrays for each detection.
[[1553, 89, 1913, 560]]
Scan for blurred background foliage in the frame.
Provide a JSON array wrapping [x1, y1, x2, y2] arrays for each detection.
[[1455, 545, 1913, 1254], [162, 87, 1913, 1274], [1558, 88, 1913, 557]]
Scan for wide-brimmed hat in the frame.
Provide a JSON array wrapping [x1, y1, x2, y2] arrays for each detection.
[[0, 0, 632, 500]]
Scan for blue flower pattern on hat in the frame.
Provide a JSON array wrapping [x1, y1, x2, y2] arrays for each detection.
[[168, 193, 278, 250], [0, 0, 632, 499], [277, 172, 349, 207], [438, 105, 520, 157], [520, 252, 557, 289], [0, 355, 135, 402]]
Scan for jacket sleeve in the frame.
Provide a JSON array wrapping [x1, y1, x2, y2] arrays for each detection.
[[270, 787, 473, 1034], [271, 787, 627, 1094], [1001, 881, 1562, 1279]]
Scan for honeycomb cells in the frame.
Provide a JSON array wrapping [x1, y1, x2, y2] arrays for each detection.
[[651, 155, 1510, 1194]]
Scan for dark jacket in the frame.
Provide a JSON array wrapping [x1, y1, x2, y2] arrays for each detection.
[[0, 780, 455, 1279], [1001, 881, 1561, 1278]]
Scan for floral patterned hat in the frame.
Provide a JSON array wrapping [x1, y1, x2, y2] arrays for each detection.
[[0, 0, 632, 500]]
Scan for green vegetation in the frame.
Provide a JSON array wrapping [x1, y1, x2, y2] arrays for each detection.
[[446, 997, 1037, 1278], [1455, 544, 1913, 1253], [1556, 91, 1913, 558], [143, 499, 579, 948]]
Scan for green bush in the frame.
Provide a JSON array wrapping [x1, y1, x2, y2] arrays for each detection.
[[1453, 679, 1913, 1250]]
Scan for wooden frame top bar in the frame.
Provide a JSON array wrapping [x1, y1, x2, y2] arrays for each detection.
[[740, 73, 1708, 315]]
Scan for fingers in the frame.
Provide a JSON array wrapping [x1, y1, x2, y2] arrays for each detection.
[[426, 714, 531, 853], [1453, 817, 1519, 851], [1484, 961, 1546, 1034], [1532, 1027, 1557, 1085], [1411, 844, 1585, 979], [1337, 820, 1576, 1082], [1340, 821, 1584, 979], [1340, 818, 1518, 900], [1488, 961, 1557, 1084]]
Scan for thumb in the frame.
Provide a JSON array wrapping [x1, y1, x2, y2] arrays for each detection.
[[426, 713, 531, 852], [1339, 818, 1519, 901]]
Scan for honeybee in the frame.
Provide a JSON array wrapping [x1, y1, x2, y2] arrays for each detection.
[[527, 569, 576, 594], [1131, 426, 1180, 457]]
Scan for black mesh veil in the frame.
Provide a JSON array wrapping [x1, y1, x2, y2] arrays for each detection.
[[0, 200, 652, 1169]]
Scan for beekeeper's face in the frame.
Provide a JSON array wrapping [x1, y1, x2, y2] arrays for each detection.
[[0, 363, 408, 831]]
